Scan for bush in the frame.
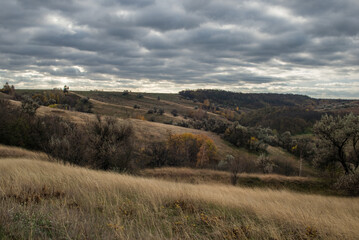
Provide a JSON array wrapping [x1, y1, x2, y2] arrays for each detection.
[[143, 142, 168, 167], [158, 108, 164, 115], [1, 82, 15, 96], [166, 133, 217, 168], [21, 97, 39, 116], [87, 116, 134, 171], [0, 101, 134, 171], [171, 109, 178, 117], [75, 97, 93, 113], [334, 174, 359, 196], [256, 154, 275, 174]]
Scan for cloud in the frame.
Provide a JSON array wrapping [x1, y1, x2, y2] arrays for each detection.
[[0, 0, 358, 98]]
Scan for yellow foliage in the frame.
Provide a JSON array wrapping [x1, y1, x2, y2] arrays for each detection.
[[48, 104, 58, 108], [135, 114, 145, 120], [203, 99, 210, 107], [167, 133, 217, 167]]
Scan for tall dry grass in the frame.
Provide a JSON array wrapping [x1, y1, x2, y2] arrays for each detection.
[[0, 156, 358, 239]]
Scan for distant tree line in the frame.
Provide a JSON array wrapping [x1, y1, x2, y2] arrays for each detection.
[[238, 106, 323, 134], [179, 89, 316, 109]]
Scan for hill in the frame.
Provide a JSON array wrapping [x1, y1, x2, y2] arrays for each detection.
[[1, 147, 359, 239], [0, 91, 316, 176]]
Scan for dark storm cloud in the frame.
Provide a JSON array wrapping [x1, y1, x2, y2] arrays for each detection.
[[0, 0, 358, 97]]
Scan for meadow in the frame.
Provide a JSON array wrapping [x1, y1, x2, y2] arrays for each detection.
[[1, 146, 359, 239]]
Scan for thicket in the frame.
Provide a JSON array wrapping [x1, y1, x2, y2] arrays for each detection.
[[223, 123, 269, 154], [314, 114, 359, 174], [179, 89, 315, 109], [176, 117, 230, 134], [239, 106, 323, 134], [0, 82, 15, 96], [18, 90, 92, 113], [0, 99, 133, 171], [143, 133, 217, 168]]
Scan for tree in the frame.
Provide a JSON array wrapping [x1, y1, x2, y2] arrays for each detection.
[[63, 85, 69, 94], [166, 133, 217, 167], [88, 116, 134, 170], [314, 114, 359, 174], [256, 154, 275, 174], [226, 155, 241, 185], [1, 82, 15, 96], [21, 96, 40, 116]]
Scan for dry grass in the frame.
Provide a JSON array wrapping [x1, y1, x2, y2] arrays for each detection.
[[0, 145, 48, 161], [140, 167, 315, 184], [139, 167, 331, 195], [0, 156, 358, 239]]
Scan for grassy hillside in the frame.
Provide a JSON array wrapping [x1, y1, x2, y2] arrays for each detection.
[[139, 167, 330, 195], [1, 93, 314, 176], [75, 91, 217, 123], [1, 148, 359, 239]]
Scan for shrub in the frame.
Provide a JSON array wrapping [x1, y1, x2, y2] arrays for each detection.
[[171, 109, 178, 117], [87, 116, 134, 171], [158, 108, 164, 115], [75, 97, 93, 113], [256, 154, 275, 174], [21, 96, 39, 116], [166, 133, 217, 168], [334, 174, 359, 196], [1, 82, 15, 96], [143, 142, 168, 167]]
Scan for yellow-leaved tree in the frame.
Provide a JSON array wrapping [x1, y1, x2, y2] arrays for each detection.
[[167, 133, 217, 168]]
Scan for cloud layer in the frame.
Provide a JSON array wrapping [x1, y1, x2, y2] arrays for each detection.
[[1, 0, 359, 98]]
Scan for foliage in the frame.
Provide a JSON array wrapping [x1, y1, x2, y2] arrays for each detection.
[[223, 123, 268, 153], [239, 106, 323, 134], [167, 133, 217, 168], [179, 89, 315, 109], [313, 113, 359, 174], [1, 82, 15, 96], [21, 96, 40, 116], [0, 100, 134, 170], [88, 116, 134, 170], [334, 173, 359, 196], [171, 109, 178, 117], [18, 90, 92, 113], [225, 155, 242, 185], [75, 97, 93, 113], [144, 133, 217, 168], [256, 154, 275, 174]]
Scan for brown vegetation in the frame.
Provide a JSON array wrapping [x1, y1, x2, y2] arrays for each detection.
[[0, 157, 358, 239]]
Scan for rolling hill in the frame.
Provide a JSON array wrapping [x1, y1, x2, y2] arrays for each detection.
[[0, 146, 358, 239]]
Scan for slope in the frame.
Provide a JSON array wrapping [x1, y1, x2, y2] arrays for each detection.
[[0, 151, 358, 239]]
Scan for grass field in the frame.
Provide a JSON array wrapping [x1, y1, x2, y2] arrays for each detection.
[[1, 146, 359, 239]]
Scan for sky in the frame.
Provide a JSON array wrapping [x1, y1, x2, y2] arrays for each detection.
[[0, 0, 359, 98]]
